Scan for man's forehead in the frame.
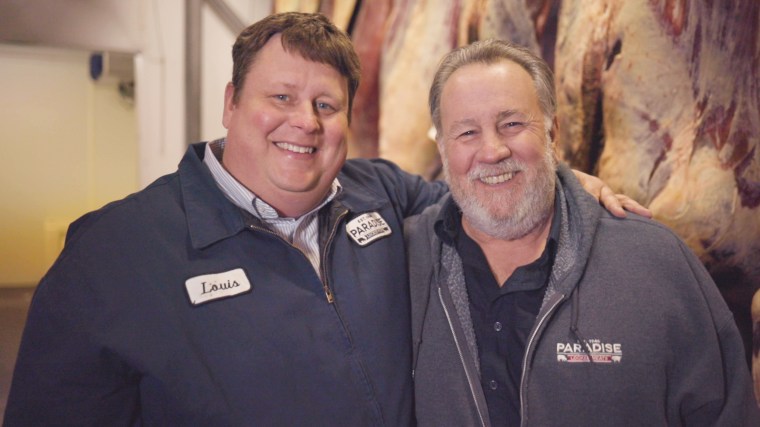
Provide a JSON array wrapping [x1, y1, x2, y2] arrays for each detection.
[[442, 64, 539, 113]]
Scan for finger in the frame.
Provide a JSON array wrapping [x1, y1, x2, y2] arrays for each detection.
[[618, 195, 653, 218], [600, 186, 627, 218]]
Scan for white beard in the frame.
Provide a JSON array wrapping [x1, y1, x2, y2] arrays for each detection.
[[444, 140, 557, 241]]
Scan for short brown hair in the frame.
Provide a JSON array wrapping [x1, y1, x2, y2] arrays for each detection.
[[231, 12, 361, 121]]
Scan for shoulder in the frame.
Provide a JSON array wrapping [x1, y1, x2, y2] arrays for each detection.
[[590, 212, 732, 316], [591, 211, 697, 272], [403, 197, 450, 264], [53, 171, 187, 279], [339, 158, 421, 189], [340, 159, 448, 217], [404, 196, 447, 233], [595, 212, 688, 254], [67, 172, 182, 243]]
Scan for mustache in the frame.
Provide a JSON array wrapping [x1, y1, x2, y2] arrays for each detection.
[[467, 158, 525, 181]]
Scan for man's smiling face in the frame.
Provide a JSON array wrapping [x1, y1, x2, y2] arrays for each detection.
[[438, 59, 557, 239], [222, 34, 349, 217]]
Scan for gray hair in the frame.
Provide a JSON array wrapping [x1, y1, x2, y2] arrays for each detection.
[[429, 39, 556, 135]]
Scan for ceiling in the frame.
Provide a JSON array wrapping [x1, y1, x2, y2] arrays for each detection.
[[0, 0, 142, 53]]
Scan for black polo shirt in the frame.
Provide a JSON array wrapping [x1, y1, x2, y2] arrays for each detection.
[[439, 196, 560, 427]]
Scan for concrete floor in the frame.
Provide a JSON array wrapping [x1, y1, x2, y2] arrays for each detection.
[[0, 287, 34, 419]]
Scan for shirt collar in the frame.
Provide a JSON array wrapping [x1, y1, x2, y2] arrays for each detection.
[[203, 138, 342, 220]]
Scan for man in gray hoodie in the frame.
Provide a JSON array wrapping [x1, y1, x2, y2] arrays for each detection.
[[405, 39, 758, 426]]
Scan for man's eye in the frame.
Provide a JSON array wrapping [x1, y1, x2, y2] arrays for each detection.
[[502, 121, 523, 128], [458, 130, 476, 138], [316, 102, 335, 112], [274, 94, 289, 101]]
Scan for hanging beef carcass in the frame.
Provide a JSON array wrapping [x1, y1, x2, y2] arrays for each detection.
[[377, 0, 462, 176], [348, 0, 393, 158], [274, 0, 319, 14], [459, 0, 551, 53], [318, 0, 357, 31], [555, 0, 760, 362]]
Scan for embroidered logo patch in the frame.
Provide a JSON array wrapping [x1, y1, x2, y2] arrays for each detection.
[[556, 339, 622, 363], [185, 268, 251, 306], [346, 212, 392, 246]]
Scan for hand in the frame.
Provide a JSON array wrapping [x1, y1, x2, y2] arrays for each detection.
[[572, 169, 652, 218]]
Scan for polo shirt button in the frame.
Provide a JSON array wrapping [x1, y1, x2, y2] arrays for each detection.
[[494, 321, 502, 332], [489, 380, 498, 390]]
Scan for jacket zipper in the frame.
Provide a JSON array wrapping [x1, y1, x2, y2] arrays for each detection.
[[519, 295, 565, 427], [320, 207, 386, 423], [247, 220, 342, 304], [319, 208, 348, 303], [438, 287, 488, 427], [251, 212, 384, 423]]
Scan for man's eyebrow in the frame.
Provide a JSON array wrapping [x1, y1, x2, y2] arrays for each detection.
[[495, 109, 523, 121], [449, 118, 478, 128]]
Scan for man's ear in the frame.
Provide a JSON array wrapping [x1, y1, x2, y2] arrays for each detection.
[[549, 116, 559, 143], [549, 117, 560, 161], [222, 82, 236, 129], [435, 137, 446, 157], [429, 125, 444, 155]]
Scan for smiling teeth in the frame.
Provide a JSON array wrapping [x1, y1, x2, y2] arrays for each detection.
[[480, 172, 514, 185], [277, 142, 315, 154]]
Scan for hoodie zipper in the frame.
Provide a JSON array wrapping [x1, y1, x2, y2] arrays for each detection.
[[519, 294, 565, 427], [438, 286, 488, 427]]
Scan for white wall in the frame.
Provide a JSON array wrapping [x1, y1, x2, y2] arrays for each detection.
[[139, 0, 270, 184], [0, 44, 138, 285], [135, 0, 188, 185], [201, 0, 271, 142]]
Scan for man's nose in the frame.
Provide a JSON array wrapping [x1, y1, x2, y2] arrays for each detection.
[[479, 132, 511, 163], [290, 103, 321, 133]]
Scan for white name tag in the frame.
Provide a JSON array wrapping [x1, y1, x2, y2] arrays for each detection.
[[346, 212, 392, 246], [185, 268, 251, 306]]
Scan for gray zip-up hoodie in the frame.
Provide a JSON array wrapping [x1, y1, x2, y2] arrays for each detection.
[[405, 164, 758, 427]]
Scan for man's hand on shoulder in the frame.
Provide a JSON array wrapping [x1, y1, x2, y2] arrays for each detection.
[[572, 169, 653, 219]]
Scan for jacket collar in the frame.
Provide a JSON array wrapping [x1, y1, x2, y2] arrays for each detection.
[[179, 146, 390, 250], [544, 164, 604, 298], [180, 143, 249, 249]]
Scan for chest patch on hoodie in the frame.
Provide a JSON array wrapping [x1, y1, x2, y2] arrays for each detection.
[[556, 339, 623, 363], [185, 268, 251, 306], [346, 212, 392, 246]]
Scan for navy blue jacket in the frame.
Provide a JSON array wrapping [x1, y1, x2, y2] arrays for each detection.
[[5, 143, 447, 426]]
